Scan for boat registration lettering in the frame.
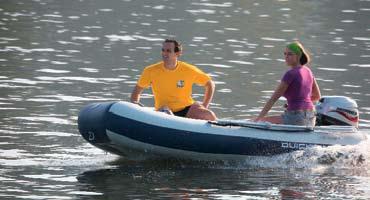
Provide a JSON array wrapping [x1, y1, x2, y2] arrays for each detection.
[[281, 142, 314, 150], [88, 131, 95, 141]]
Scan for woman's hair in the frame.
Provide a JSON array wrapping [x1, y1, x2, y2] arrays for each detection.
[[297, 42, 310, 65], [287, 41, 311, 65], [164, 39, 182, 52]]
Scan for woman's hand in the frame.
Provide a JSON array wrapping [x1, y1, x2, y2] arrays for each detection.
[[253, 117, 262, 122]]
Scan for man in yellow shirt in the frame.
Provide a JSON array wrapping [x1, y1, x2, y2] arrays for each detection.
[[130, 39, 217, 121]]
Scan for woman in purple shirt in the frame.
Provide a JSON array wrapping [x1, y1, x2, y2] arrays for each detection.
[[255, 42, 321, 126]]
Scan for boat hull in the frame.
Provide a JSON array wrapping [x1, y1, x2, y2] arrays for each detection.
[[77, 101, 366, 161]]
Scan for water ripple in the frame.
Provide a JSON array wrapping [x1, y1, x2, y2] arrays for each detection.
[[0, 46, 57, 53], [318, 67, 348, 72], [106, 34, 163, 42], [38, 19, 64, 24], [191, 2, 233, 7], [79, 68, 99, 73], [23, 174, 77, 183], [228, 60, 254, 65], [0, 78, 44, 85], [27, 94, 114, 102], [197, 63, 233, 68], [195, 19, 219, 23], [186, 9, 216, 15], [37, 69, 70, 74], [71, 36, 100, 42], [12, 117, 73, 125], [261, 37, 286, 42], [0, 37, 19, 41], [342, 10, 357, 13], [34, 76, 125, 84], [353, 37, 370, 41]]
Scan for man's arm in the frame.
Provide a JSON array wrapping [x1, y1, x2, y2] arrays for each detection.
[[202, 80, 215, 108], [130, 85, 144, 104]]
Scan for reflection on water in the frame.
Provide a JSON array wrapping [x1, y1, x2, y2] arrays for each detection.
[[75, 156, 370, 199], [0, 0, 370, 199]]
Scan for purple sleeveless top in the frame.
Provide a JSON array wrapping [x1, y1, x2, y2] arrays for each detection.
[[281, 65, 314, 111]]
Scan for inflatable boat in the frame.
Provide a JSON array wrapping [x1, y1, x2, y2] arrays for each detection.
[[77, 96, 367, 161]]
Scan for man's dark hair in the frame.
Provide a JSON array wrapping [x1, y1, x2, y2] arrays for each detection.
[[164, 39, 182, 52]]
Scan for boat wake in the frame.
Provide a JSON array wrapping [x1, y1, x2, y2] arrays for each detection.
[[240, 134, 370, 171]]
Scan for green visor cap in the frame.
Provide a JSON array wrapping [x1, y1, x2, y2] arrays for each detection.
[[287, 43, 302, 55]]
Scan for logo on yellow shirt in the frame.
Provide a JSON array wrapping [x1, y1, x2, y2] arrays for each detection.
[[177, 80, 185, 88]]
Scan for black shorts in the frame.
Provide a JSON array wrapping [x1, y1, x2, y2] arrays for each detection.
[[173, 106, 191, 117]]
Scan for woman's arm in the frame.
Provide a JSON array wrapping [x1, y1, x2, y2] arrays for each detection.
[[256, 81, 288, 121], [311, 78, 321, 102]]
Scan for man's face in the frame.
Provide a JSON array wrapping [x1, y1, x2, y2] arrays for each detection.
[[161, 42, 178, 62]]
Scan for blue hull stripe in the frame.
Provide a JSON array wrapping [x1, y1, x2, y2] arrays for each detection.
[[106, 112, 296, 156]]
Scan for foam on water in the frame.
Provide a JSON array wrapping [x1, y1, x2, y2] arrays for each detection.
[[239, 134, 370, 171]]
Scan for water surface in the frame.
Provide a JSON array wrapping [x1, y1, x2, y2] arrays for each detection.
[[1, 0, 370, 199]]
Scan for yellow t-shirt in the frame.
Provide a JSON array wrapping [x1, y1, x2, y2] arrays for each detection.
[[137, 61, 211, 112]]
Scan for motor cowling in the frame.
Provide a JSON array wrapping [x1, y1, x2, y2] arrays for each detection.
[[316, 96, 359, 127]]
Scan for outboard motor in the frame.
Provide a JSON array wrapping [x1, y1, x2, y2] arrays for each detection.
[[316, 96, 359, 127]]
